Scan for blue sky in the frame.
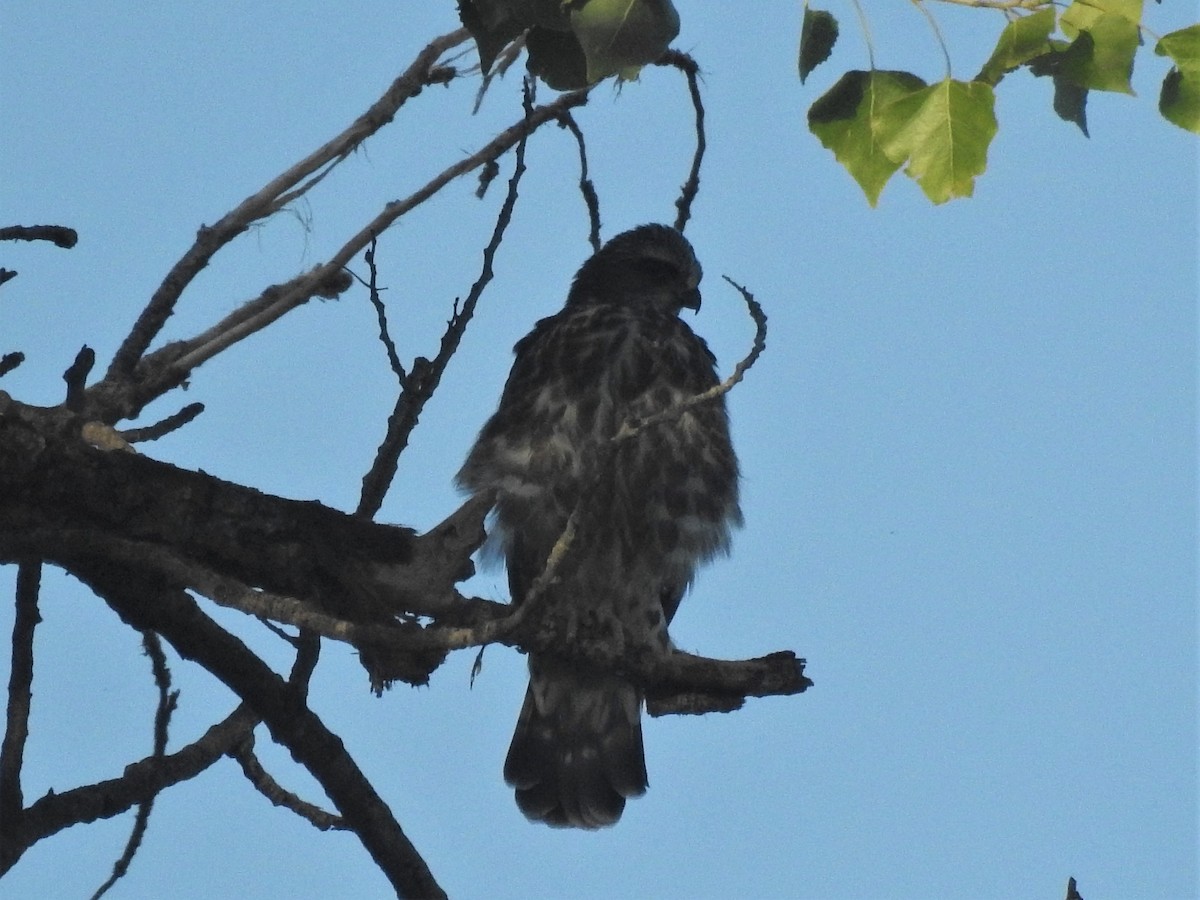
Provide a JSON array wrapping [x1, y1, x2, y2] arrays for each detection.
[[2, 3, 1196, 899]]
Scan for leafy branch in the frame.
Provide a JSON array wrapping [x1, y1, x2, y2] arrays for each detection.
[[800, 1, 1199, 204]]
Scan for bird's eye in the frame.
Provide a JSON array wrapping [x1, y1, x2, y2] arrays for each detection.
[[633, 258, 681, 283]]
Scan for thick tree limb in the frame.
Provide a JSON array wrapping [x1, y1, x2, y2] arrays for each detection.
[[0, 394, 807, 706], [74, 565, 444, 899]]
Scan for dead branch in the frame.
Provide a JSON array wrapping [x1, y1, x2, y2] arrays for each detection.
[[356, 77, 538, 520], [103, 29, 471, 382], [76, 566, 445, 899], [83, 86, 589, 427], [657, 50, 706, 233], [229, 732, 348, 832], [0, 225, 78, 249], [1, 705, 258, 876], [0, 561, 39, 831]]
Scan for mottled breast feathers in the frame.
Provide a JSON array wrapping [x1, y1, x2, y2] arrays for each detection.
[[455, 223, 741, 828]]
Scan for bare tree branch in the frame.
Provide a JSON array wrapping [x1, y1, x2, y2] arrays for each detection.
[[83, 86, 589, 426], [356, 77, 540, 520], [121, 402, 205, 443], [0, 560, 40, 830], [555, 112, 602, 251], [62, 345, 95, 411], [0, 354, 24, 379], [357, 237, 406, 383], [0, 225, 78, 248], [229, 732, 349, 832], [616, 277, 766, 442], [657, 50, 706, 233], [77, 567, 445, 899], [1, 704, 258, 876], [91, 632, 179, 899], [103, 29, 471, 382]]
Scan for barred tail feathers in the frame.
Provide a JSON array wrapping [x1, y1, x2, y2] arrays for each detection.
[[503, 659, 647, 829]]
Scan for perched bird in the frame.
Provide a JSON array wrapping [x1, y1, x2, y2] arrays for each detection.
[[456, 224, 741, 828]]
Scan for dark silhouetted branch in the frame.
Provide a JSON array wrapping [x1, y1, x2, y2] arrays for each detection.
[[0, 561, 40, 835], [90, 632, 179, 899], [556, 112, 602, 251], [0, 354, 24, 379], [103, 29, 471, 382], [122, 402, 205, 443], [356, 78, 540, 520], [63, 345, 95, 411], [657, 50, 706, 233], [230, 732, 349, 832], [0, 225, 78, 248], [1, 704, 258, 876], [84, 85, 589, 426], [79, 567, 445, 899]]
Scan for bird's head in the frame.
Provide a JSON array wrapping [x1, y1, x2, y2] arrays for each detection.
[[566, 223, 702, 315]]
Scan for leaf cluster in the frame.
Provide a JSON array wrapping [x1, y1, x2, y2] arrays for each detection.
[[802, 1, 1199, 204], [458, 0, 680, 88]]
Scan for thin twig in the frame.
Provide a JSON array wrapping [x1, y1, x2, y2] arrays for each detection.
[[91, 633, 178, 899], [0, 560, 41, 830], [361, 237, 406, 383], [850, 0, 877, 70], [617, 277, 766, 442], [230, 732, 348, 831], [356, 77, 541, 519], [910, 0, 953, 77], [121, 402, 205, 443], [86, 86, 589, 426], [4, 705, 259, 876], [84, 572, 446, 898], [0, 353, 24, 378], [933, 0, 1048, 8], [103, 29, 470, 381], [657, 50, 706, 233], [556, 112, 602, 251]]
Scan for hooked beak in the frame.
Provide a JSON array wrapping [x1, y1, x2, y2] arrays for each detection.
[[681, 286, 702, 312]]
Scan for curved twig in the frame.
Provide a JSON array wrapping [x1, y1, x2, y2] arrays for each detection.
[[657, 50, 706, 233]]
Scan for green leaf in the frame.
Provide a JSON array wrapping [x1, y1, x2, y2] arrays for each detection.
[[976, 8, 1056, 85], [1156, 24, 1200, 73], [808, 70, 927, 206], [569, 0, 680, 84], [1061, 13, 1139, 94], [799, 6, 839, 84], [876, 79, 999, 204], [1059, 0, 1142, 37], [1156, 24, 1200, 132], [1159, 67, 1200, 133], [1028, 38, 1092, 134]]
